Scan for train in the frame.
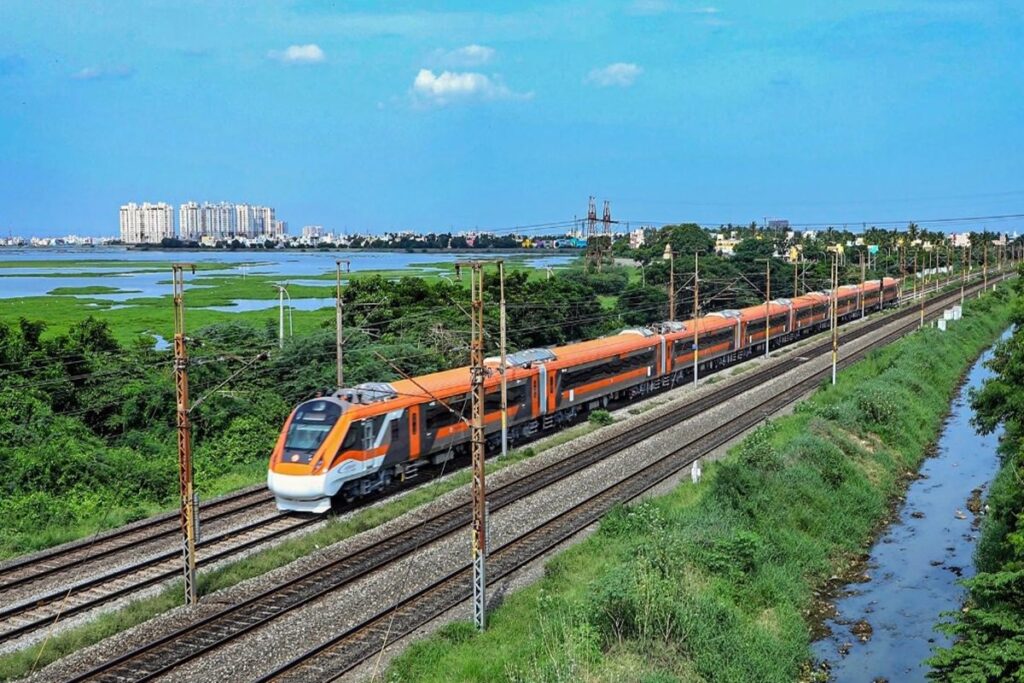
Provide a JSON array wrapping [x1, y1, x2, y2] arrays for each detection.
[[267, 277, 901, 512]]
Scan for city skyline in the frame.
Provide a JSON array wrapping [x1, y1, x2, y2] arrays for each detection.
[[1, 2, 1022, 237], [119, 200, 286, 243]]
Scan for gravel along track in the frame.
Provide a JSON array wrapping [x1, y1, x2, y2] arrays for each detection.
[[35, 275, 1005, 683]]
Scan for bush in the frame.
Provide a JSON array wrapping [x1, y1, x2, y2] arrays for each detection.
[[589, 409, 614, 426]]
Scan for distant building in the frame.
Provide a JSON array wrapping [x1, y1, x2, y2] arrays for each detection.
[[950, 232, 972, 248], [120, 202, 174, 244], [715, 233, 741, 256], [302, 225, 324, 238], [629, 228, 646, 249], [179, 201, 201, 240], [767, 219, 790, 230], [176, 201, 283, 240]]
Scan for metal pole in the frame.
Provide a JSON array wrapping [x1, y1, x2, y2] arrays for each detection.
[[764, 259, 770, 358], [793, 254, 798, 297], [692, 251, 699, 386], [831, 253, 838, 385], [172, 264, 198, 607], [668, 251, 675, 322], [499, 261, 508, 459], [984, 242, 988, 292], [961, 245, 966, 306], [860, 252, 866, 318], [278, 287, 284, 349], [470, 263, 487, 630], [913, 250, 918, 301], [335, 260, 350, 388]]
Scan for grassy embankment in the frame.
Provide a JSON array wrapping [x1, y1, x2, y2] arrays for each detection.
[[0, 417, 604, 682], [382, 285, 1016, 682]]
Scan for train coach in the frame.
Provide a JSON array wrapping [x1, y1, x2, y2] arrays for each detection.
[[268, 276, 900, 512]]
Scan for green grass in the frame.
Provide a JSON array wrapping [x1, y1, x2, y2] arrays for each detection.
[[47, 286, 142, 296], [0, 418, 610, 681], [384, 284, 1016, 683]]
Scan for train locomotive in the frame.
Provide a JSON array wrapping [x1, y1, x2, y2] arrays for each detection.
[[268, 277, 900, 512]]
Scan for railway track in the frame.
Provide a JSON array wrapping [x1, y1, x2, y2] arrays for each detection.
[[261, 306, 933, 682], [0, 487, 274, 593], [0, 490, 320, 648], [62, 273, 1007, 683]]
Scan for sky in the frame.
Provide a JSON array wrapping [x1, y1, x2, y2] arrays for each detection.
[[0, 0, 1022, 237]]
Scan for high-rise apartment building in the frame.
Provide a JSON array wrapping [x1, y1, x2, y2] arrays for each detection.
[[178, 201, 281, 239], [179, 201, 201, 240], [200, 202, 237, 239], [119, 202, 174, 243]]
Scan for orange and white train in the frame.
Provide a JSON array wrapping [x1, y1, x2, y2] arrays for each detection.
[[268, 277, 900, 512]]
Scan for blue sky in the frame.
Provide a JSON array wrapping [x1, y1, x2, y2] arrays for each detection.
[[0, 1, 1021, 236]]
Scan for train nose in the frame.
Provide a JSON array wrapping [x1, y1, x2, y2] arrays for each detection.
[[267, 470, 331, 512]]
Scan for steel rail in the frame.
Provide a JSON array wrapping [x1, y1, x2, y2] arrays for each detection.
[[260, 294, 981, 682], [0, 513, 318, 646], [0, 487, 274, 591], [62, 273, 1007, 683]]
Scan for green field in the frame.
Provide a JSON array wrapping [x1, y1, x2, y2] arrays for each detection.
[[0, 256, 577, 343]]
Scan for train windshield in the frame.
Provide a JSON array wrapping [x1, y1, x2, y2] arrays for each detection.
[[284, 400, 342, 452]]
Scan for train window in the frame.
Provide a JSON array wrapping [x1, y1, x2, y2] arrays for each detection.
[[391, 420, 399, 440], [284, 401, 342, 452], [671, 338, 696, 356], [561, 348, 655, 390], [425, 395, 469, 430], [340, 421, 360, 450], [698, 329, 734, 350], [483, 383, 530, 413]]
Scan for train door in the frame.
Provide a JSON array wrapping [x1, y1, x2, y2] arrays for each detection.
[[408, 406, 421, 459]]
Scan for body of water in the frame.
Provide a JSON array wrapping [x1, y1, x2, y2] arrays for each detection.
[[0, 247, 575, 300], [812, 330, 1008, 681]]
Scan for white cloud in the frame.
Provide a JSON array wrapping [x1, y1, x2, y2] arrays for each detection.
[[585, 62, 643, 88], [411, 68, 529, 106], [268, 44, 326, 64], [435, 44, 496, 67], [71, 65, 133, 81]]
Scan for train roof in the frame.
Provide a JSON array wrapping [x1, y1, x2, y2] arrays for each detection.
[[737, 300, 792, 322]]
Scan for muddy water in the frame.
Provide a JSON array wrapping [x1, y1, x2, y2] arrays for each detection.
[[811, 332, 1008, 682]]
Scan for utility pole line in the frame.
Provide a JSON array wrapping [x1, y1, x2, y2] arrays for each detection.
[[830, 250, 838, 385], [793, 253, 799, 298], [692, 251, 700, 386], [860, 252, 866, 318], [469, 262, 487, 631], [335, 259, 350, 389], [498, 261, 508, 459], [961, 245, 966, 306], [172, 264, 198, 608], [764, 259, 771, 359], [663, 244, 675, 323], [984, 242, 989, 292]]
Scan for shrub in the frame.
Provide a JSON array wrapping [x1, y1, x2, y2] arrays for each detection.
[[589, 409, 614, 426]]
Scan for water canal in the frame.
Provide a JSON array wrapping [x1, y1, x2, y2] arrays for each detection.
[[811, 329, 1010, 681]]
